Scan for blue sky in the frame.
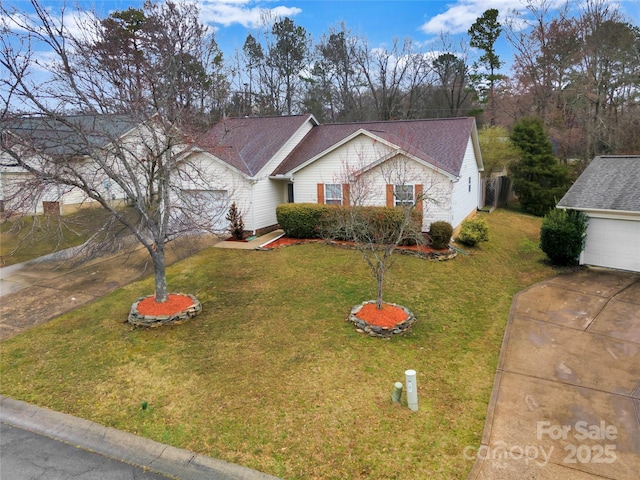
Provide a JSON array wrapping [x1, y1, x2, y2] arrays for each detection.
[[5, 0, 640, 71]]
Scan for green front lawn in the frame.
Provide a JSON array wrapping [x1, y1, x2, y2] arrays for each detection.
[[0, 208, 114, 266], [0, 210, 554, 479]]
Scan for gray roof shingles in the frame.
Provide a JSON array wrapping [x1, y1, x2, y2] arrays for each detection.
[[272, 117, 476, 178], [2, 115, 138, 157], [557, 156, 640, 213]]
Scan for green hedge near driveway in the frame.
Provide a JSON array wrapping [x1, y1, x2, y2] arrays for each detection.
[[0, 210, 553, 480]]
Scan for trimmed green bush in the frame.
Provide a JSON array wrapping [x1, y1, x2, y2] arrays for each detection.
[[276, 203, 330, 238], [428, 221, 453, 249], [277, 203, 423, 243], [540, 209, 588, 266], [457, 218, 489, 246]]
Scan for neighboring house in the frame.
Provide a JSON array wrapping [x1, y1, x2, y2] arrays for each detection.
[[2, 114, 485, 234], [189, 115, 484, 233], [557, 155, 640, 273], [0, 115, 137, 215]]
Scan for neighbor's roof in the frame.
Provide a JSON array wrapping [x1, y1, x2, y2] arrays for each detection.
[[197, 114, 316, 177], [272, 117, 477, 178], [557, 155, 640, 213], [1, 114, 138, 157]]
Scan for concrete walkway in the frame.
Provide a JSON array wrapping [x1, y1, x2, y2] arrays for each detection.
[[468, 269, 640, 479], [212, 230, 284, 250]]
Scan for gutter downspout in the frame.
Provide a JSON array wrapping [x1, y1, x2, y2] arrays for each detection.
[[249, 179, 257, 236]]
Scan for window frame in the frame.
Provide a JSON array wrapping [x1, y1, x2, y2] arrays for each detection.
[[394, 184, 415, 207], [324, 183, 343, 205]]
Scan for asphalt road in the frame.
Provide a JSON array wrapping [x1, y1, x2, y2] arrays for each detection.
[[0, 422, 173, 480]]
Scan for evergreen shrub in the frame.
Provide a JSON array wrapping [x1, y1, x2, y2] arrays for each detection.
[[276, 203, 330, 238], [540, 209, 588, 265], [428, 221, 453, 249], [457, 218, 489, 246]]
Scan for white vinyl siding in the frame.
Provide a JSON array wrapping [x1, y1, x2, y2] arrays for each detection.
[[247, 118, 316, 232], [178, 152, 251, 230], [292, 135, 451, 231], [293, 135, 393, 205], [449, 138, 481, 228]]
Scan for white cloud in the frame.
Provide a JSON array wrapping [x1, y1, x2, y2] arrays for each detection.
[[420, 0, 524, 35], [198, 0, 302, 28]]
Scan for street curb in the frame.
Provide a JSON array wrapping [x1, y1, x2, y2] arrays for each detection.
[[0, 395, 281, 480]]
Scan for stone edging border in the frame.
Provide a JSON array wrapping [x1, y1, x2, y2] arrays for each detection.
[[128, 293, 202, 327], [348, 301, 416, 337]]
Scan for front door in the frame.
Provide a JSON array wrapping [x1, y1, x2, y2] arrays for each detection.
[[287, 183, 294, 203]]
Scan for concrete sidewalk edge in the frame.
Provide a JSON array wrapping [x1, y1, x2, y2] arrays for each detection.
[[0, 395, 280, 480]]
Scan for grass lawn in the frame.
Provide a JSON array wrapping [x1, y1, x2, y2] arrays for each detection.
[[0, 208, 114, 266], [0, 209, 556, 479]]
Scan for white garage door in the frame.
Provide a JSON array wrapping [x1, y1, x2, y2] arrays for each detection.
[[181, 189, 229, 233], [582, 217, 640, 272]]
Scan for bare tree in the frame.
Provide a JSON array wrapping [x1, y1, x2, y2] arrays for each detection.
[[320, 151, 447, 309], [306, 24, 364, 122], [429, 33, 475, 117], [505, 0, 640, 160], [354, 37, 433, 120], [1, 0, 229, 303]]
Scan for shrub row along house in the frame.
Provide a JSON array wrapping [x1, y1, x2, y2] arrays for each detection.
[[1, 114, 484, 234]]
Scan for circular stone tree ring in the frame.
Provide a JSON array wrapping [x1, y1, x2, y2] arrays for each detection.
[[348, 301, 416, 338], [128, 293, 202, 327]]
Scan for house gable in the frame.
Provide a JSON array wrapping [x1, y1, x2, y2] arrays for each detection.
[[281, 129, 395, 177], [351, 143, 459, 182], [290, 134, 455, 229]]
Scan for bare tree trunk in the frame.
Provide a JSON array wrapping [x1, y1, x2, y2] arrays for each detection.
[[376, 265, 385, 310], [150, 246, 168, 303]]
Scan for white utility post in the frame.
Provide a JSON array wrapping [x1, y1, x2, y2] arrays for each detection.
[[405, 369, 418, 411]]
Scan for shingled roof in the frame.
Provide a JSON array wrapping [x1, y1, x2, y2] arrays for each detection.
[[557, 156, 640, 213], [196, 115, 316, 177], [272, 117, 478, 178], [1, 114, 138, 157]]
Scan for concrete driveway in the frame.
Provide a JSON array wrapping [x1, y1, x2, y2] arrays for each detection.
[[469, 268, 640, 479]]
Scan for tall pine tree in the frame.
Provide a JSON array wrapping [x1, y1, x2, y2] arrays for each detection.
[[509, 118, 570, 216]]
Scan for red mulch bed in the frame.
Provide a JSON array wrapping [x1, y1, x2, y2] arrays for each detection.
[[265, 236, 444, 254], [137, 294, 197, 316], [355, 303, 408, 328]]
